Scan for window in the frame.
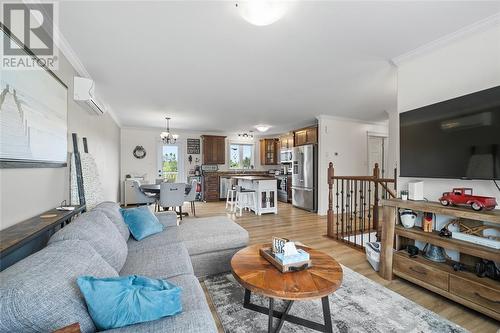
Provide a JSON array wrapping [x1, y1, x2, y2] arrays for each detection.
[[162, 145, 180, 182], [230, 144, 254, 169]]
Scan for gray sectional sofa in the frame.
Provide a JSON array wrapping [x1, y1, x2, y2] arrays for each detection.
[[0, 202, 249, 332]]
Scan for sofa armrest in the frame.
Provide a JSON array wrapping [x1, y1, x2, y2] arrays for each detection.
[[155, 211, 178, 228]]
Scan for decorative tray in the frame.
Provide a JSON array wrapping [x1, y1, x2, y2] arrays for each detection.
[[259, 247, 312, 273]]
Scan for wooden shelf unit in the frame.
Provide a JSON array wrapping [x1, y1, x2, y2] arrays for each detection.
[[395, 225, 499, 262], [393, 251, 500, 320], [383, 198, 500, 224], [380, 198, 500, 321]]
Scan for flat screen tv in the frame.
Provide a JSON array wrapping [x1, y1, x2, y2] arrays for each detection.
[[400, 86, 500, 180]]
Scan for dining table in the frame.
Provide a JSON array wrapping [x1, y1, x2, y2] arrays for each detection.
[[140, 183, 192, 195]]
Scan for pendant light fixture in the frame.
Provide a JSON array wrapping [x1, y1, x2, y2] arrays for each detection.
[[160, 117, 179, 144]]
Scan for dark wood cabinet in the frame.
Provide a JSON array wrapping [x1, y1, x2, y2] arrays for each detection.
[[294, 126, 317, 146], [203, 172, 219, 202], [260, 139, 279, 165], [201, 135, 226, 165]]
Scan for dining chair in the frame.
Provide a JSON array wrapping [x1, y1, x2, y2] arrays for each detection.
[[184, 179, 198, 217], [124, 179, 156, 207], [160, 182, 186, 220]]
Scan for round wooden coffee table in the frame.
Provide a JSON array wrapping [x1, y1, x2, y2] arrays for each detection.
[[231, 243, 343, 333]]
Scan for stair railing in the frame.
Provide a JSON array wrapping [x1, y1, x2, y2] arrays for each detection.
[[327, 162, 396, 249]]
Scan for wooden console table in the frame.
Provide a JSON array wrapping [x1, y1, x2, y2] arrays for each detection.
[[379, 198, 500, 320], [0, 205, 85, 270]]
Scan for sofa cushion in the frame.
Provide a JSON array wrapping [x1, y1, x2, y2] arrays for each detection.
[[120, 242, 194, 278], [126, 226, 181, 253], [155, 211, 178, 228], [190, 248, 242, 278], [49, 210, 128, 271], [178, 217, 249, 255], [102, 274, 217, 333], [0, 240, 118, 333], [94, 201, 130, 241]]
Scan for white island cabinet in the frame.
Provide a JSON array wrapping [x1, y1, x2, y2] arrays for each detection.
[[232, 176, 278, 215]]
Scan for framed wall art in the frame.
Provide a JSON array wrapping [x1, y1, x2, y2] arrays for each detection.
[[0, 27, 68, 168]]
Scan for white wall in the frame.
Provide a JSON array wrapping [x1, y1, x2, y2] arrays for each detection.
[[0, 52, 121, 230], [120, 127, 276, 202], [317, 115, 388, 215], [389, 23, 500, 204]]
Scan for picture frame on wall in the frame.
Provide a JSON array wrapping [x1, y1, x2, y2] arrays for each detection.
[[187, 138, 201, 154], [0, 26, 68, 168]]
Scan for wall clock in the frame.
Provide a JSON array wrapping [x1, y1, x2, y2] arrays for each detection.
[[133, 145, 146, 159]]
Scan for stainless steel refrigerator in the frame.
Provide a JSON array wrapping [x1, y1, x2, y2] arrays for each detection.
[[291, 144, 317, 212]]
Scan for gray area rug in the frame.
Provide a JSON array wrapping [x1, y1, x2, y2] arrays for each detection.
[[204, 266, 468, 333]]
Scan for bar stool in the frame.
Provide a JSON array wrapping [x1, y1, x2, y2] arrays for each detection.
[[226, 186, 237, 211], [235, 186, 256, 217]]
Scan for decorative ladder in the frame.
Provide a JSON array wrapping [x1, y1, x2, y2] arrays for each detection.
[[327, 163, 397, 249]]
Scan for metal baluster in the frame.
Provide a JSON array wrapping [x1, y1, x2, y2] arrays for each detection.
[[347, 180, 353, 243], [346, 180, 351, 243], [340, 179, 344, 240], [335, 180, 339, 239], [368, 181, 372, 243], [359, 180, 366, 247], [354, 180, 358, 247]]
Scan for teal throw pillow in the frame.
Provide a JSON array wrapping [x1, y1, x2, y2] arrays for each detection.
[[77, 275, 182, 330], [120, 206, 164, 240]]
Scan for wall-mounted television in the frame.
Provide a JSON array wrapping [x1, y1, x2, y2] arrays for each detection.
[[400, 86, 500, 180]]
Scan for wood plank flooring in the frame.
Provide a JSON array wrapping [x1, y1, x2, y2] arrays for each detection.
[[189, 201, 499, 333]]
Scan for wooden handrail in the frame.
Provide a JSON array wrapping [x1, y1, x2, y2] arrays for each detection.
[[379, 181, 396, 199], [331, 176, 377, 180]]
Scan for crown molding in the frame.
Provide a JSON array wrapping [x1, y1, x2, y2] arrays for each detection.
[[316, 114, 388, 126], [392, 12, 500, 66]]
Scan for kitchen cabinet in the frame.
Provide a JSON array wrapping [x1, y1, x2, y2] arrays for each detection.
[[260, 139, 279, 165], [233, 177, 278, 215], [279, 133, 294, 150], [203, 172, 219, 202], [294, 126, 317, 146], [201, 135, 226, 165], [287, 175, 292, 203]]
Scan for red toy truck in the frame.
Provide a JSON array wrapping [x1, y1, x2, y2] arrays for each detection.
[[439, 188, 497, 211]]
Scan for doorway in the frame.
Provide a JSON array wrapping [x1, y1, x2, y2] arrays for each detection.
[[160, 144, 184, 182], [367, 134, 388, 177]]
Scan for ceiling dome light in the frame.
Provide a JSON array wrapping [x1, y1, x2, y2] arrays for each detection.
[[236, 1, 288, 26], [255, 124, 271, 132]]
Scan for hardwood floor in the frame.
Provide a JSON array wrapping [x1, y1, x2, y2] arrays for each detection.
[[188, 200, 499, 333]]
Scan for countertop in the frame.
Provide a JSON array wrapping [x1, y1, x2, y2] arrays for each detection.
[[205, 171, 270, 175], [231, 176, 277, 181]]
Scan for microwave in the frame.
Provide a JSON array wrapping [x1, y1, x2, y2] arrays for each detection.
[[280, 150, 292, 163]]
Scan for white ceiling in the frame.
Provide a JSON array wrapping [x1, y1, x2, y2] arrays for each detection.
[[59, 1, 500, 134]]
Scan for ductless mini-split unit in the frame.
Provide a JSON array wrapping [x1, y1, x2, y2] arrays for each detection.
[[73, 77, 106, 115]]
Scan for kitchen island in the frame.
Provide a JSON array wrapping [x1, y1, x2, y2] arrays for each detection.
[[232, 176, 278, 215]]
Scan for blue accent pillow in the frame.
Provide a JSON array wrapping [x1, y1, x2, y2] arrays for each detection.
[[77, 275, 182, 330], [120, 206, 164, 240]]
